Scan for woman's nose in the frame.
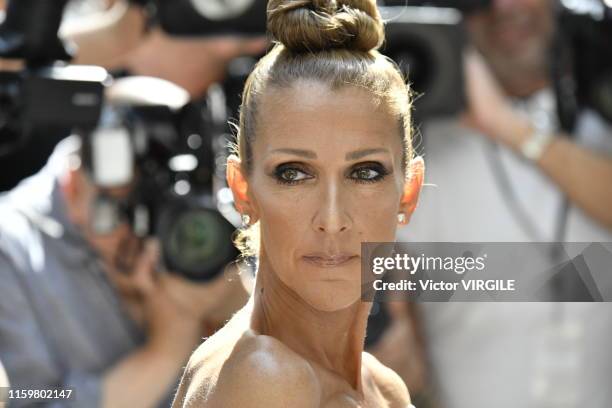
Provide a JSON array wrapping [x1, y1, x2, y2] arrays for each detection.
[[312, 181, 352, 234]]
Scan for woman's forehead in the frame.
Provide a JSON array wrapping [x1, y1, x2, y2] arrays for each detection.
[[256, 82, 401, 156], [262, 80, 383, 113]]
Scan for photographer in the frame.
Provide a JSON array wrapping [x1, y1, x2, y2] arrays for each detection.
[[0, 0, 265, 401], [462, 1, 612, 232], [396, 0, 612, 243], [392, 1, 612, 407], [0, 79, 251, 408]]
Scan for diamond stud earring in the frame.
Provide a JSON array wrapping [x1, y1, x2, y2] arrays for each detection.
[[397, 213, 406, 224]]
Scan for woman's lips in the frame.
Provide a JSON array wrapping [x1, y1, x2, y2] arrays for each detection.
[[302, 254, 358, 267]]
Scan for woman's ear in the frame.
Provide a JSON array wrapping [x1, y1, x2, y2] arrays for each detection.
[[398, 156, 425, 225], [226, 155, 256, 220]]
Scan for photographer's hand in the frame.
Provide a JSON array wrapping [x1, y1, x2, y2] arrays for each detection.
[[460, 49, 531, 151], [101, 239, 248, 408], [100, 239, 199, 408], [159, 263, 249, 333], [460, 50, 612, 231]]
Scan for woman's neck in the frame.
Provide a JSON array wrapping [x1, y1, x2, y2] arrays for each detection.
[[249, 253, 371, 392]]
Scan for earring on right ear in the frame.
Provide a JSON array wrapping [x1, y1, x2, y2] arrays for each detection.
[[397, 213, 406, 224], [241, 214, 251, 226]]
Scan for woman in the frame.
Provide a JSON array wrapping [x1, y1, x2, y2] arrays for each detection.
[[172, 0, 424, 406]]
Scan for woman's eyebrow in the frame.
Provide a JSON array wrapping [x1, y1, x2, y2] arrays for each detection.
[[267, 147, 390, 160], [345, 148, 390, 160], [269, 148, 317, 158]]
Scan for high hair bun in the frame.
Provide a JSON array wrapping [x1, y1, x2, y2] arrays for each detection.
[[267, 0, 385, 53]]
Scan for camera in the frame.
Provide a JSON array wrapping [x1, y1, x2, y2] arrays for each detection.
[[379, 1, 494, 119], [0, 0, 108, 156], [553, 0, 612, 131], [380, 5, 467, 119], [81, 78, 239, 281]]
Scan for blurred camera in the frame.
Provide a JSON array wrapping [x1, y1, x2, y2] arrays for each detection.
[[379, 1, 492, 119], [380, 5, 467, 119], [0, 0, 108, 156], [82, 80, 239, 281], [553, 0, 612, 131]]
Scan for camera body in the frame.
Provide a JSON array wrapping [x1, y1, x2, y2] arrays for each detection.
[[553, 0, 612, 131], [82, 84, 239, 281], [380, 6, 467, 120], [0, 65, 107, 155], [0, 0, 107, 156]]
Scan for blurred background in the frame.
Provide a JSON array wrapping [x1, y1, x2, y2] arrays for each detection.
[[0, 0, 611, 407]]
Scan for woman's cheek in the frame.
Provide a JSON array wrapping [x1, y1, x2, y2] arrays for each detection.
[[259, 196, 305, 249], [356, 193, 401, 241]]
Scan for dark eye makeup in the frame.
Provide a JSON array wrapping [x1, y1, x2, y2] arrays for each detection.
[[272, 161, 390, 185], [349, 162, 390, 184], [273, 163, 311, 185]]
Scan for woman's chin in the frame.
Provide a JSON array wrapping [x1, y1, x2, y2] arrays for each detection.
[[298, 283, 362, 312]]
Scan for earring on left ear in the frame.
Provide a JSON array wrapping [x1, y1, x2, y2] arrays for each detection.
[[241, 214, 251, 226], [397, 213, 406, 224]]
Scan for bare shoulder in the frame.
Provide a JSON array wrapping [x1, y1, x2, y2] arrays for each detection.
[[171, 330, 225, 407], [363, 351, 412, 408], [174, 329, 321, 408]]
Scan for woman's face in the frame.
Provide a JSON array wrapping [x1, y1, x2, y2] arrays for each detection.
[[233, 80, 420, 312]]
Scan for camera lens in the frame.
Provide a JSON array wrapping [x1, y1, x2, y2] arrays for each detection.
[[161, 207, 238, 281]]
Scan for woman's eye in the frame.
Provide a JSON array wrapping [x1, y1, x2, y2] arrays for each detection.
[[275, 165, 310, 184], [353, 168, 378, 180], [273, 163, 388, 185], [351, 164, 388, 183]]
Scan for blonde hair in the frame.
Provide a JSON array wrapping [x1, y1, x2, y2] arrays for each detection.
[[231, 0, 413, 257]]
